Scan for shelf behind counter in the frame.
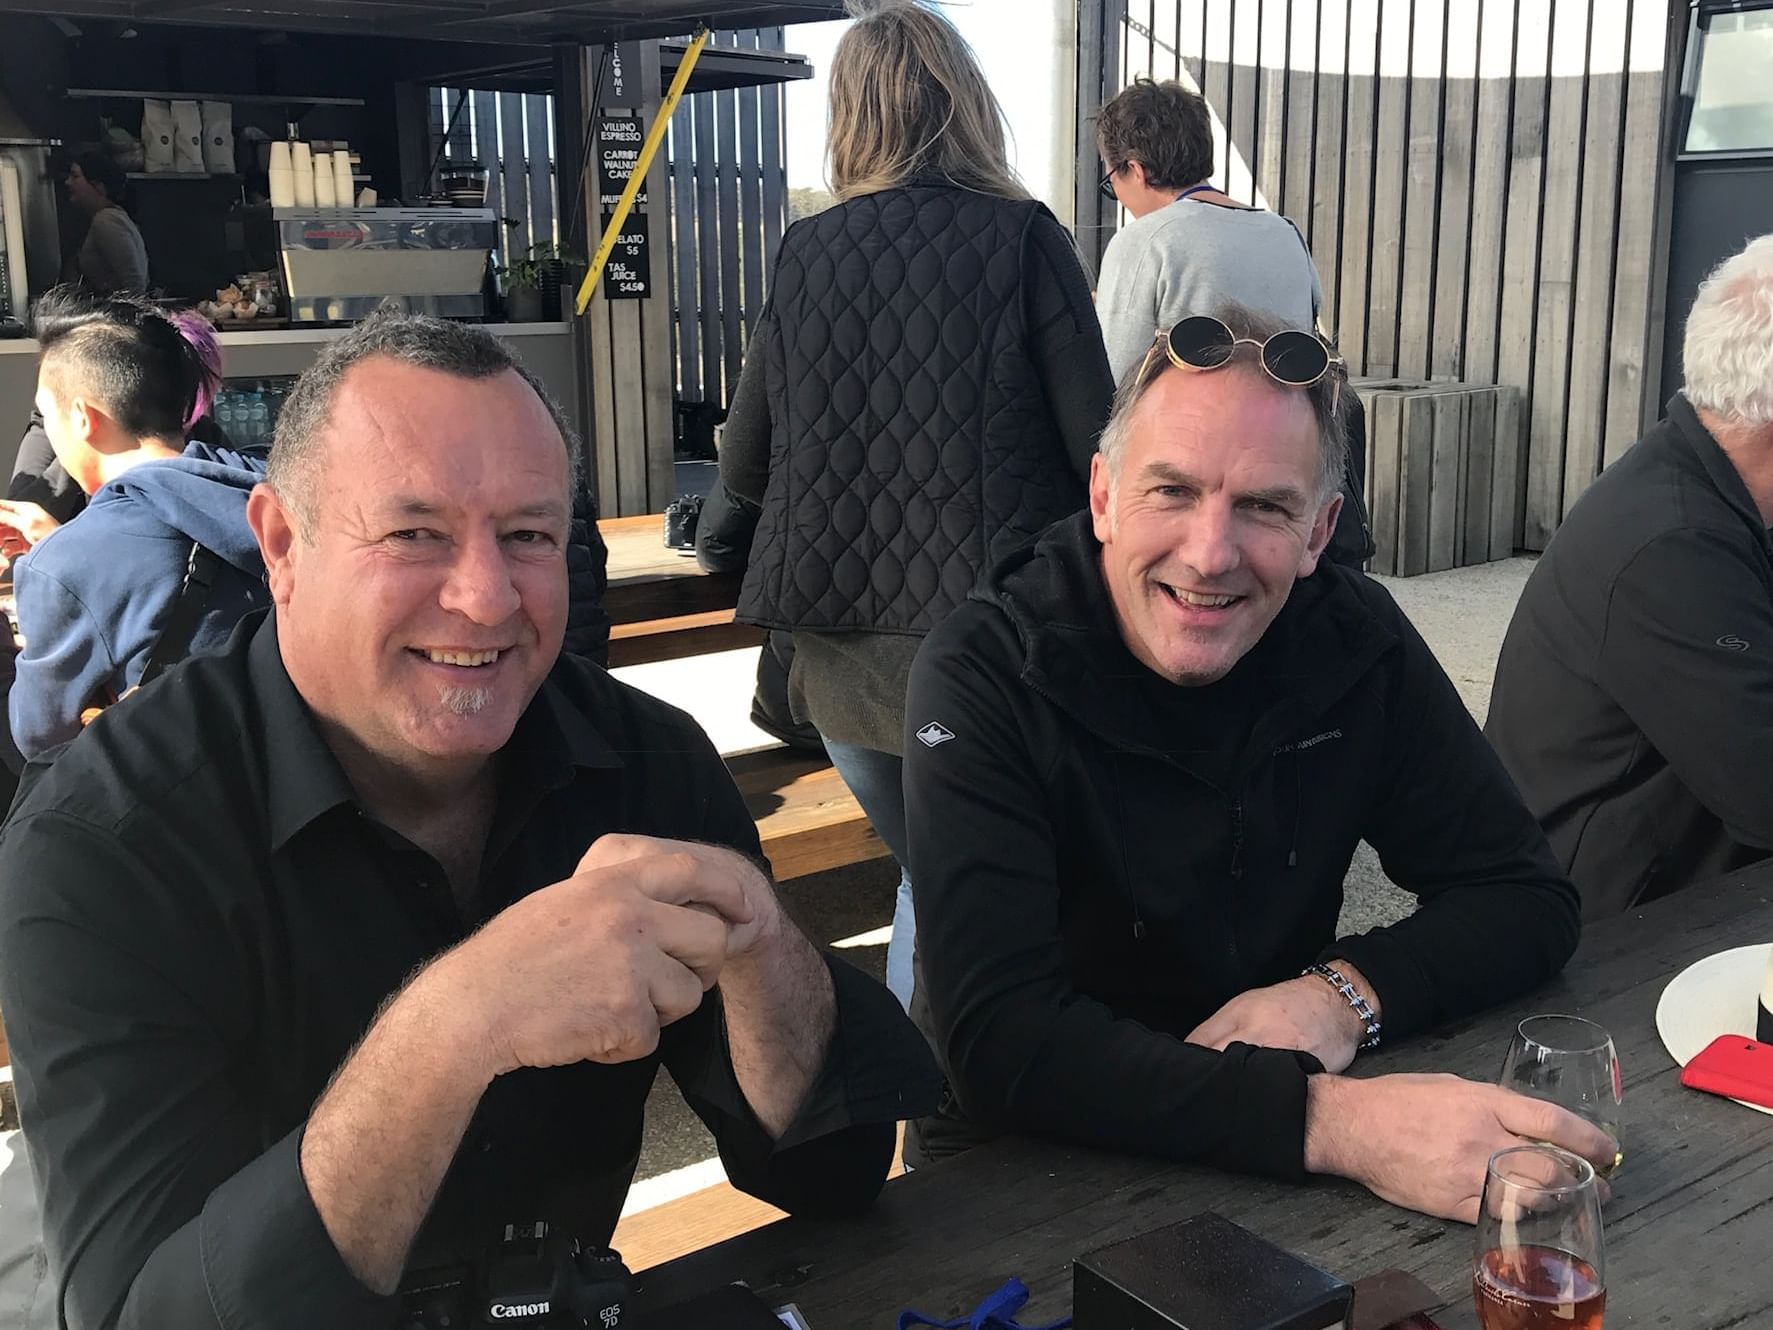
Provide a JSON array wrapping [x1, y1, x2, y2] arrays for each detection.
[[0, 320, 579, 475]]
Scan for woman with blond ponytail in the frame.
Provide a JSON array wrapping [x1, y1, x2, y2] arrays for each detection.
[[722, 0, 1113, 1010]]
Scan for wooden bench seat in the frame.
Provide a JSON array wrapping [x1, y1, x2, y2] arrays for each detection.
[[606, 610, 764, 668], [728, 747, 889, 882]]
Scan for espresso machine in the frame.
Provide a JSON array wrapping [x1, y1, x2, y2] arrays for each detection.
[[270, 206, 497, 322]]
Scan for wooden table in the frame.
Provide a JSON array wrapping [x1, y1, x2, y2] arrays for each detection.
[[633, 867, 1773, 1328]]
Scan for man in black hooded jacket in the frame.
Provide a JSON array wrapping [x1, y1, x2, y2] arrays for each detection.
[[903, 307, 1614, 1223]]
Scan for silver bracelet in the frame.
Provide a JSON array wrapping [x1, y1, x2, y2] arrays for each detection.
[[1303, 962, 1382, 1051]]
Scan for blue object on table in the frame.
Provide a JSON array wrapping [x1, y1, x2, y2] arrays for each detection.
[[898, 1277, 1072, 1330]]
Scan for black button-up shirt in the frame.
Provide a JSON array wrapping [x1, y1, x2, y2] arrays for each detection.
[[0, 613, 939, 1330]]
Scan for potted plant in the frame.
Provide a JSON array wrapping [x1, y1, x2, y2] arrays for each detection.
[[497, 242, 585, 323], [497, 248, 546, 323]]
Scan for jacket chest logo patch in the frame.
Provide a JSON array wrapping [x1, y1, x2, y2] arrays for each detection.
[[916, 721, 957, 748], [1717, 634, 1750, 652], [1273, 728, 1343, 755]]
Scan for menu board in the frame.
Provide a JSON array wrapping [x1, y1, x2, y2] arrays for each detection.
[[597, 114, 651, 299], [599, 211, 651, 300]]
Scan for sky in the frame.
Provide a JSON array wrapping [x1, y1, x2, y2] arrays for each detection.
[[781, 2, 1071, 216]]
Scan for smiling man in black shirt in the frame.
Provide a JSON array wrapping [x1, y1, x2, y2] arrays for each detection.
[[0, 310, 938, 1330]]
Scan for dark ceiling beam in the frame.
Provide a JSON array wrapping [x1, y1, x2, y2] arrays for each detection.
[[0, 0, 846, 45]]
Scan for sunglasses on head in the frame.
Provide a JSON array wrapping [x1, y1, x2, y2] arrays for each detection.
[[1148, 314, 1344, 405]]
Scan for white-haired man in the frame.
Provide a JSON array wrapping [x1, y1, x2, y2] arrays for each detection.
[[1487, 233, 1773, 918]]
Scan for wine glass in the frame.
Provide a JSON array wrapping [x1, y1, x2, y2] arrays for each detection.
[[1500, 1014, 1623, 1176], [1473, 1146, 1607, 1330]]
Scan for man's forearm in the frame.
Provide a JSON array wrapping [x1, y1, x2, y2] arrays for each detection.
[[301, 963, 490, 1294], [719, 911, 836, 1138]]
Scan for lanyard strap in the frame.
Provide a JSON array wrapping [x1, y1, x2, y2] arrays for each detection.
[[1177, 182, 1215, 202], [898, 1277, 1072, 1330]]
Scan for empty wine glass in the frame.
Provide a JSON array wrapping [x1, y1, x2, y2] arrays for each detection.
[[1473, 1145, 1606, 1330], [1500, 1014, 1623, 1176]]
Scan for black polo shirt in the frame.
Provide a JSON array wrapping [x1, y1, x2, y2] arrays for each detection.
[[0, 612, 939, 1330]]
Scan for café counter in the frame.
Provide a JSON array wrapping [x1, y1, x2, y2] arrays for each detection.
[[0, 319, 578, 472]]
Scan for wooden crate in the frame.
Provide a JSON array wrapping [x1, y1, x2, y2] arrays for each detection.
[[1354, 379, 1523, 577]]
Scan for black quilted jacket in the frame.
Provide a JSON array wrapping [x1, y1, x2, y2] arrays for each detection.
[[730, 184, 1112, 635]]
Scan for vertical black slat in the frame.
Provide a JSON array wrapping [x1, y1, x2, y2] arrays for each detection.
[[693, 92, 722, 409], [1336, 0, 1379, 369], [1281, 0, 1294, 217], [1501, 0, 1555, 546], [1201, 0, 1210, 89], [472, 89, 503, 261], [1364, 0, 1412, 379], [1074, 0, 1109, 272], [525, 93, 554, 254], [499, 92, 529, 258], [1203, 0, 1232, 194], [1252, 0, 1265, 203], [1252, 0, 1265, 199], [1255, 0, 1289, 213], [1432, 0, 1480, 379], [1396, 0, 1449, 380], [671, 115, 701, 403], [1225, 0, 1238, 194], [715, 82, 743, 401], [760, 25, 786, 272], [1284, 0, 1320, 236], [737, 29, 765, 337]]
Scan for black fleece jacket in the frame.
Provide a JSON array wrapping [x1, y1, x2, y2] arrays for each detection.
[[1486, 396, 1773, 916], [903, 512, 1578, 1178]]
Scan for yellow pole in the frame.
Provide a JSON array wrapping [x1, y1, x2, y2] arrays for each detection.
[[575, 27, 711, 314]]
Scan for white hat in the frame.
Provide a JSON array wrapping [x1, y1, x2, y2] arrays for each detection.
[[1657, 943, 1773, 1117]]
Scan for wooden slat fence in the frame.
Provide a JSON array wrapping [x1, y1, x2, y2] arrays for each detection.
[[432, 86, 558, 269], [667, 26, 790, 424], [1090, 0, 1676, 552]]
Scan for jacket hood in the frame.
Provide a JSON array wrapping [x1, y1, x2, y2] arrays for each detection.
[[976, 511, 1400, 775], [83, 441, 268, 575]]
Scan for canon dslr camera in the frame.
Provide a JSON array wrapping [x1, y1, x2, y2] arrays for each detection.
[[401, 1222, 631, 1329]]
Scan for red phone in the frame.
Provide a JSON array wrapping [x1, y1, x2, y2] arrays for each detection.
[[1680, 1035, 1773, 1109]]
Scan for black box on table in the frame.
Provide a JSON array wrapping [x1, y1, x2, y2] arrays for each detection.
[[1073, 1212, 1352, 1330]]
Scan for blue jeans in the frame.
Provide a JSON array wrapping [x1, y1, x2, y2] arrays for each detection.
[[822, 739, 916, 1010]]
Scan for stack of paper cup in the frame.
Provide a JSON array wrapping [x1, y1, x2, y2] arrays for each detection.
[[268, 140, 295, 208], [291, 141, 316, 208], [314, 163, 336, 208], [331, 149, 355, 207]]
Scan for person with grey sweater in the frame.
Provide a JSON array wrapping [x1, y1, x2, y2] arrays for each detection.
[[1094, 79, 1319, 381], [1091, 78, 1375, 570], [63, 152, 148, 294]]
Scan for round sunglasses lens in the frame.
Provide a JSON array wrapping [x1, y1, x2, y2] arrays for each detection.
[[1170, 316, 1236, 369], [1262, 330, 1330, 385]]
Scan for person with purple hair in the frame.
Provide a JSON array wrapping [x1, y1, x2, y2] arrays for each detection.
[[5, 299, 230, 535], [1, 286, 269, 759]]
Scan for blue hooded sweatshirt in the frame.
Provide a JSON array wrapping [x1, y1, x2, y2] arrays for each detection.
[[9, 440, 269, 760]]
